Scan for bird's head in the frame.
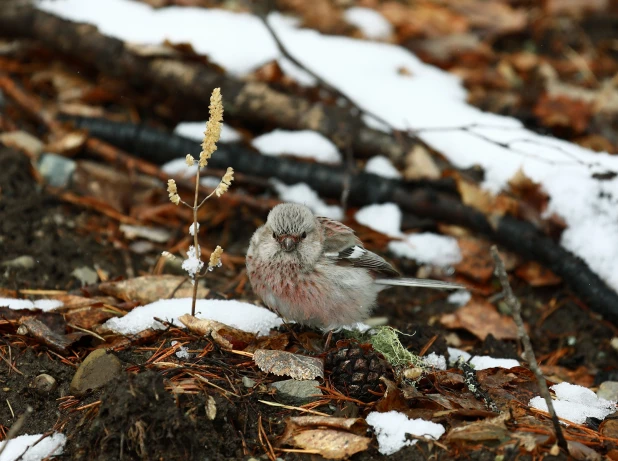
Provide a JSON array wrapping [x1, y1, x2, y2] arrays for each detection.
[[266, 203, 320, 256]]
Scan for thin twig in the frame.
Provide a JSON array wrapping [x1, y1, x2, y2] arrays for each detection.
[[490, 246, 569, 454], [0, 406, 33, 458]]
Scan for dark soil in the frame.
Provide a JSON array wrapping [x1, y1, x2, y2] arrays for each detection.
[[0, 148, 140, 290]]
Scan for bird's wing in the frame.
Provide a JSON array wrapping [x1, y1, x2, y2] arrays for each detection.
[[317, 216, 361, 252], [318, 216, 400, 277], [324, 244, 401, 278]]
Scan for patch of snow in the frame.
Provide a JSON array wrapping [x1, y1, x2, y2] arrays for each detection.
[[174, 121, 242, 143], [0, 298, 63, 312], [344, 7, 393, 40], [272, 181, 343, 220], [447, 290, 471, 306], [189, 222, 199, 236], [388, 233, 462, 266], [171, 340, 190, 360], [448, 347, 520, 370], [181, 245, 203, 279], [355, 203, 403, 238], [423, 352, 447, 370], [0, 433, 66, 461], [530, 382, 617, 425], [104, 298, 283, 336], [201, 176, 222, 188], [366, 411, 445, 455], [365, 155, 401, 179], [161, 157, 198, 178], [252, 129, 342, 164]]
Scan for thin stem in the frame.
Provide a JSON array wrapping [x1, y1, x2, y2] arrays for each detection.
[[490, 246, 569, 454], [191, 167, 201, 316]]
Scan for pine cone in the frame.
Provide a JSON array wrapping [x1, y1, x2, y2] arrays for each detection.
[[324, 342, 393, 402]]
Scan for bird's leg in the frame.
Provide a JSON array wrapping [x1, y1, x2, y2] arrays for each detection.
[[323, 330, 334, 351]]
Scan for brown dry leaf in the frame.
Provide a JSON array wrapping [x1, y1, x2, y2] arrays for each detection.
[[534, 94, 592, 134], [19, 317, 84, 354], [540, 365, 593, 387], [280, 417, 370, 460], [0, 131, 44, 158], [379, 2, 468, 40], [440, 299, 518, 340], [287, 416, 367, 434], [508, 169, 549, 215], [457, 178, 518, 219], [64, 305, 118, 330], [246, 332, 289, 353], [544, 0, 609, 16], [290, 429, 370, 459], [404, 145, 441, 180], [178, 315, 255, 350], [515, 261, 561, 287], [253, 349, 324, 380], [600, 419, 618, 439], [450, 0, 527, 36], [98, 275, 209, 304], [453, 237, 517, 283], [446, 412, 510, 442], [45, 130, 87, 156]]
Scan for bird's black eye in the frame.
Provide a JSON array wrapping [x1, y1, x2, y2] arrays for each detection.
[[301, 232, 307, 239], [272, 232, 277, 239]]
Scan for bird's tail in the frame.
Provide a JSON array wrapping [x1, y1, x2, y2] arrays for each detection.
[[375, 278, 465, 290]]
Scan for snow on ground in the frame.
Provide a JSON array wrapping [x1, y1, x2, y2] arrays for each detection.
[[355, 204, 462, 266], [252, 129, 342, 164], [364, 155, 401, 179], [174, 122, 242, 143], [343, 7, 393, 40], [529, 382, 617, 425], [447, 290, 472, 306], [0, 433, 66, 461], [355, 203, 403, 238], [448, 347, 520, 371], [38, 0, 618, 292], [272, 181, 343, 220], [104, 298, 283, 336], [389, 233, 462, 266], [0, 298, 63, 311], [366, 411, 445, 455]]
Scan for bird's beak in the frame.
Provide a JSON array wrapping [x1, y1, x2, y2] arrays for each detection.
[[280, 236, 297, 252]]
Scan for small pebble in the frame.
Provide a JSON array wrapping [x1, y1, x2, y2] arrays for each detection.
[[32, 373, 58, 394], [242, 376, 256, 388], [597, 381, 618, 401], [1, 255, 35, 270]]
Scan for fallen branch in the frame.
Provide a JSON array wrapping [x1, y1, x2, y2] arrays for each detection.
[[490, 246, 569, 454], [0, 5, 408, 160]]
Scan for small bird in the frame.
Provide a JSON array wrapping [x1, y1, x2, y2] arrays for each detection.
[[246, 203, 464, 330]]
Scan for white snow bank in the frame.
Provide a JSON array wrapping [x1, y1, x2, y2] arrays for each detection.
[[344, 7, 393, 40], [365, 155, 401, 179], [366, 411, 445, 455], [355, 203, 403, 238], [448, 347, 520, 371], [272, 181, 343, 220], [530, 382, 617, 425], [0, 298, 63, 312], [104, 298, 283, 336], [388, 233, 462, 266], [0, 433, 66, 461], [38, 0, 618, 293], [252, 129, 341, 164]]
